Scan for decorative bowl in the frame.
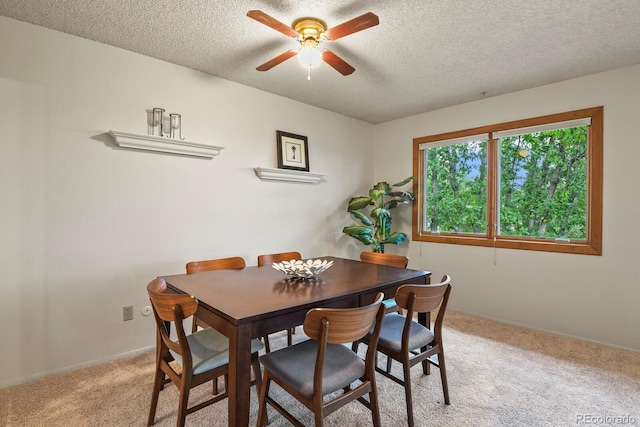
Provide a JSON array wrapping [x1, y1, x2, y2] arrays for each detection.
[[272, 259, 334, 279]]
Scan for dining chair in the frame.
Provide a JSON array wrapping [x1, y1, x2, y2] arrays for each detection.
[[185, 256, 248, 394], [186, 256, 246, 274], [257, 251, 302, 267], [352, 275, 452, 427], [256, 293, 386, 427], [186, 256, 246, 332], [146, 278, 264, 427], [257, 251, 302, 352], [359, 251, 409, 314]]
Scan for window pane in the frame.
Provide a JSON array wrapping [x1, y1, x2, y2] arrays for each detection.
[[424, 139, 488, 234], [498, 126, 588, 239]]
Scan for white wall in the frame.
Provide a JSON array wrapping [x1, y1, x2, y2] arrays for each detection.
[[0, 17, 375, 387], [2, 16, 638, 389], [373, 64, 640, 353]]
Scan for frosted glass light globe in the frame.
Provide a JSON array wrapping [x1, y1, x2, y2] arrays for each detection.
[[298, 47, 322, 68]]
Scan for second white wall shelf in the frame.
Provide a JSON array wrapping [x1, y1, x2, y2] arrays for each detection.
[[254, 167, 325, 183], [109, 130, 225, 159]]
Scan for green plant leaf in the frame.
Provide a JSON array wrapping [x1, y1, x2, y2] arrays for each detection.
[[372, 181, 392, 192], [371, 208, 390, 221], [387, 191, 415, 202], [385, 232, 408, 245], [355, 235, 376, 245], [385, 191, 415, 209], [342, 226, 373, 236], [347, 197, 372, 211], [350, 211, 374, 226], [369, 188, 387, 201], [392, 176, 414, 187], [342, 226, 375, 245]]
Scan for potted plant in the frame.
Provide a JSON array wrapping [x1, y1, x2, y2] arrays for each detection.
[[342, 176, 414, 253]]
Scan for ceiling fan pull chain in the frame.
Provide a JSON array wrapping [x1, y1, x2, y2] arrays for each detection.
[[307, 65, 312, 81]]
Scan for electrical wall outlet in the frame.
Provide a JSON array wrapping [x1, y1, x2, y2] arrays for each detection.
[[123, 305, 134, 321], [141, 305, 153, 317]]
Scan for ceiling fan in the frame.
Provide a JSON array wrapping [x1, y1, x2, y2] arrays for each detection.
[[247, 10, 379, 78]]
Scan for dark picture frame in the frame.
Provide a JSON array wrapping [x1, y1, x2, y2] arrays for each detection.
[[276, 130, 309, 172]]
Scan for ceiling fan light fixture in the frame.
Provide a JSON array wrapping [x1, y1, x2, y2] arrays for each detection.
[[298, 46, 322, 68], [298, 46, 322, 81], [248, 10, 379, 77]]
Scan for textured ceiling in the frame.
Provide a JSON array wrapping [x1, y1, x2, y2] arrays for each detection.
[[2, 0, 640, 124]]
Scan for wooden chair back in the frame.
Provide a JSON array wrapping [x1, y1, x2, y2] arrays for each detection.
[[360, 251, 408, 268], [397, 276, 452, 353], [147, 278, 196, 358], [147, 278, 198, 321], [304, 292, 384, 344], [186, 256, 246, 274], [257, 251, 302, 266], [257, 293, 386, 426], [395, 274, 451, 314]]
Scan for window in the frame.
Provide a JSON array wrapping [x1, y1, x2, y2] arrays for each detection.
[[412, 107, 603, 255]]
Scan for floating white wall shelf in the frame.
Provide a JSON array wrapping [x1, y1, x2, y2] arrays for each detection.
[[254, 167, 324, 183], [109, 130, 224, 159]]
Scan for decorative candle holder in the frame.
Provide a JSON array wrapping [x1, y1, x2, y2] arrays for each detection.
[[148, 108, 185, 140]]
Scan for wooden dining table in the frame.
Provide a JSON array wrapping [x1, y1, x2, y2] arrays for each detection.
[[162, 255, 431, 426]]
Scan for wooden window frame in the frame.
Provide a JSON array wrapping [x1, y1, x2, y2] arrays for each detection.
[[412, 106, 603, 255]]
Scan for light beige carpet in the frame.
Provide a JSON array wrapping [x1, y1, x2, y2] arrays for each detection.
[[1, 312, 639, 427]]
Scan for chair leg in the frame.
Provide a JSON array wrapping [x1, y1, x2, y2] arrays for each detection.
[[147, 367, 164, 426], [256, 370, 271, 427], [252, 355, 262, 395], [177, 382, 190, 427], [287, 328, 293, 346], [438, 350, 450, 404], [422, 347, 432, 375], [263, 335, 271, 353], [402, 360, 415, 427], [369, 380, 382, 427], [252, 357, 269, 425]]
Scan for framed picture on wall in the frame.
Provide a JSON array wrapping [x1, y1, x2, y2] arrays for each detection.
[[276, 130, 309, 172]]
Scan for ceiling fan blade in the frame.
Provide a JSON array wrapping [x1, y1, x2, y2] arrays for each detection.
[[322, 50, 355, 76], [324, 12, 379, 41], [256, 49, 298, 71], [247, 10, 299, 38]]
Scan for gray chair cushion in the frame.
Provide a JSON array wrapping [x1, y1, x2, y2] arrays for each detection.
[[382, 298, 398, 310], [376, 313, 434, 353], [171, 327, 265, 375], [259, 340, 365, 399]]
